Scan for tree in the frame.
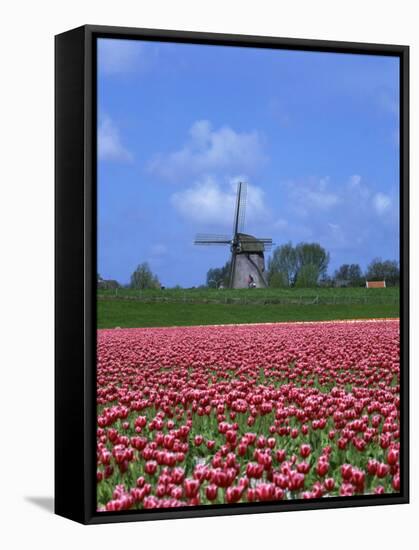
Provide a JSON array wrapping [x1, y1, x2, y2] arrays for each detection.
[[267, 242, 297, 286], [130, 262, 160, 289], [348, 264, 363, 285], [295, 242, 330, 282], [295, 264, 320, 288], [206, 261, 231, 288], [269, 271, 288, 288], [334, 263, 363, 287], [267, 242, 330, 288], [366, 258, 400, 286]]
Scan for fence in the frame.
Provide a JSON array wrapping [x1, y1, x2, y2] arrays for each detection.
[[97, 292, 398, 306]]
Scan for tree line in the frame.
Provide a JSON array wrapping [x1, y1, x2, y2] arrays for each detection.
[[267, 242, 399, 287], [98, 262, 161, 290]]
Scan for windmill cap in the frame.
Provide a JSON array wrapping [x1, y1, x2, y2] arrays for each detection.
[[236, 233, 266, 253]]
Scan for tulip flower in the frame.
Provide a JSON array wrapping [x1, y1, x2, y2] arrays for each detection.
[[392, 473, 400, 491], [387, 448, 399, 466], [205, 484, 218, 501], [341, 464, 353, 481], [376, 463, 390, 479], [96, 319, 400, 511], [184, 478, 200, 498], [144, 460, 157, 475], [324, 478, 335, 491], [300, 444, 311, 458]]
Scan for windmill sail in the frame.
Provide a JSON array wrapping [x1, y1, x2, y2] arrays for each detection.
[[232, 181, 247, 238], [237, 182, 247, 234], [194, 234, 232, 245]]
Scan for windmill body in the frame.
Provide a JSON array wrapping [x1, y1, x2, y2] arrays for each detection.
[[194, 182, 272, 289], [230, 233, 268, 288]]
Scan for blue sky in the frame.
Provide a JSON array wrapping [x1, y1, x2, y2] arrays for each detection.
[[97, 38, 400, 287]]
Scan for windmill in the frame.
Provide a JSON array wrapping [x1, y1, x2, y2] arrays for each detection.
[[194, 182, 273, 288]]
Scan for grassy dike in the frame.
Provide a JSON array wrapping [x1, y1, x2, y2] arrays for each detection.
[[97, 299, 399, 329]]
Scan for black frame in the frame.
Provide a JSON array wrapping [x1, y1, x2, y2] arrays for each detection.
[[55, 24, 409, 525]]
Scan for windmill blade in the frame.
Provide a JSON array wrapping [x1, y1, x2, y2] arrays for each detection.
[[232, 181, 245, 238], [194, 233, 231, 246], [194, 240, 231, 246], [237, 182, 247, 234], [195, 233, 231, 241]]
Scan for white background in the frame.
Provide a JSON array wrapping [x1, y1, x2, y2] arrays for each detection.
[[0, 1, 417, 548]]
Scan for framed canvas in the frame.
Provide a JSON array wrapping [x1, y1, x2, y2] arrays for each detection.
[[55, 25, 409, 524]]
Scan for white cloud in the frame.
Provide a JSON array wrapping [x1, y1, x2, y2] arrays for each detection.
[[282, 174, 396, 224], [98, 115, 133, 162], [171, 176, 268, 228], [348, 174, 362, 187], [346, 174, 371, 200], [306, 190, 339, 209], [98, 39, 155, 75], [373, 192, 392, 215], [267, 173, 399, 268], [148, 120, 267, 181], [284, 176, 340, 216]]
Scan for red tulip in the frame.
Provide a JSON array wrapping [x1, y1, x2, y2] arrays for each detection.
[[96, 319, 400, 511], [387, 448, 399, 466], [324, 478, 335, 491], [376, 463, 390, 479], [341, 464, 353, 481], [367, 459, 379, 476], [184, 478, 200, 498], [256, 483, 276, 501], [226, 486, 243, 503], [194, 435, 203, 447], [145, 460, 157, 475], [205, 484, 218, 501], [300, 444, 311, 458], [351, 468, 365, 490], [339, 483, 354, 497], [316, 461, 329, 477], [392, 473, 400, 491], [267, 437, 276, 449], [297, 461, 311, 474], [288, 472, 305, 491], [276, 449, 286, 463]]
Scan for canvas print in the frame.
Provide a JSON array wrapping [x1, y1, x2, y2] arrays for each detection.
[[96, 38, 401, 513]]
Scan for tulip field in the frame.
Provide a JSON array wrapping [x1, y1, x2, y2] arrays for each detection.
[[96, 319, 400, 512]]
